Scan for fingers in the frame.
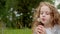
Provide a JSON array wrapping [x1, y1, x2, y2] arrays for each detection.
[[38, 25, 44, 28], [37, 29, 42, 33], [35, 25, 46, 34], [37, 25, 44, 32], [36, 27, 42, 34], [38, 25, 45, 32]]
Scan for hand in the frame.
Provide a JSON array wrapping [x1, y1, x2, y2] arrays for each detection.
[[35, 25, 46, 34]]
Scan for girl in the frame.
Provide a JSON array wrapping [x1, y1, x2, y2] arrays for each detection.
[[32, 2, 60, 34]]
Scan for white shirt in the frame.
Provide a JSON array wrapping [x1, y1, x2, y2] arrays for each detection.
[[45, 25, 60, 34], [34, 25, 60, 34]]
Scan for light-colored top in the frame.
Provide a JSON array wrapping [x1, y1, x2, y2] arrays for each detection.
[[46, 25, 60, 34], [34, 25, 60, 34]]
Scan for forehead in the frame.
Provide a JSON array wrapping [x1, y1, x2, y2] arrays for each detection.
[[40, 5, 51, 12]]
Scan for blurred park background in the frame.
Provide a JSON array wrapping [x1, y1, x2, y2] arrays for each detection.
[[0, 0, 60, 34]]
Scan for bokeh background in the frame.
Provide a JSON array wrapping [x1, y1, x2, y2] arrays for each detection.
[[0, 0, 60, 34]]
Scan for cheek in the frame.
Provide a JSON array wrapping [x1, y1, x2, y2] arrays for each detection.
[[40, 15, 42, 19], [46, 15, 51, 20]]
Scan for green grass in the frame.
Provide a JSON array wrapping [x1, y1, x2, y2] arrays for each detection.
[[0, 28, 32, 34]]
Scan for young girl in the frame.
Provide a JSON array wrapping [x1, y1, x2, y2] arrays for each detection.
[[32, 2, 60, 34]]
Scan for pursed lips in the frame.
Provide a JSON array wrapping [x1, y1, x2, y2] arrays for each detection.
[[42, 18, 46, 21]]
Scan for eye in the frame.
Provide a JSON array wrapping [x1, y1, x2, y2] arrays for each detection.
[[46, 12, 50, 15], [40, 12, 43, 15]]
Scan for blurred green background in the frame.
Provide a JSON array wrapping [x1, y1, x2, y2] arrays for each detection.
[[0, 0, 60, 34]]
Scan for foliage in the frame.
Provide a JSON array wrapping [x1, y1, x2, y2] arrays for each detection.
[[57, 3, 60, 9], [0, 0, 54, 28]]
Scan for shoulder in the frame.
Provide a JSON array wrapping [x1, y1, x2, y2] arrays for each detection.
[[54, 25, 60, 29], [54, 25, 60, 34]]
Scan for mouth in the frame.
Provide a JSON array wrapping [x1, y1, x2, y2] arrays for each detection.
[[42, 18, 46, 21]]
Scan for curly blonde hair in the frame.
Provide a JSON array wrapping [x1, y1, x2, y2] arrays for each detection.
[[32, 2, 60, 34]]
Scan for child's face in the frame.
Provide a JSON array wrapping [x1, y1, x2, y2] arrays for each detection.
[[40, 5, 51, 25]]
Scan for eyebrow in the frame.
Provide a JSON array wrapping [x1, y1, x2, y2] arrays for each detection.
[[40, 11, 50, 13]]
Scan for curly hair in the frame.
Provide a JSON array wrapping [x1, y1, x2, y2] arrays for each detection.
[[32, 2, 60, 34]]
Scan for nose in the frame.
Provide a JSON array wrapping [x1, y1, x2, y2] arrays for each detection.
[[42, 13, 45, 17]]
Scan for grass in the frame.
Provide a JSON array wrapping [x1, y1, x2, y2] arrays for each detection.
[[0, 28, 32, 34]]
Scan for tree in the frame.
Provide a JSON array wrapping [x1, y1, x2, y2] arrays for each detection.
[[57, 3, 60, 9], [0, 0, 54, 29], [14, 0, 54, 28]]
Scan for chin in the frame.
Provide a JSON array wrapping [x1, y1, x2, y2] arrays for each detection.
[[41, 21, 46, 24]]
